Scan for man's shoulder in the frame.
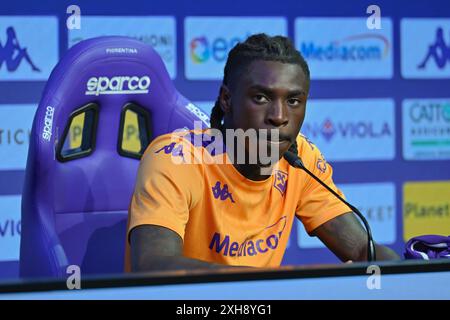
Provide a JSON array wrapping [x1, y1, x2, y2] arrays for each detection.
[[142, 129, 205, 157], [140, 128, 224, 173], [296, 133, 322, 158], [294, 134, 331, 176]]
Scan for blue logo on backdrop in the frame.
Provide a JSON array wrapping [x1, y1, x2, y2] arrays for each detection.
[[300, 34, 389, 62], [402, 99, 450, 160], [0, 27, 41, 73], [295, 18, 393, 79], [0, 195, 22, 262], [417, 27, 450, 70], [68, 16, 177, 79], [185, 17, 287, 80], [401, 19, 450, 78], [300, 99, 395, 161], [297, 183, 396, 249], [0, 16, 58, 80], [190, 36, 244, 63], [306, 118, 392, 143]]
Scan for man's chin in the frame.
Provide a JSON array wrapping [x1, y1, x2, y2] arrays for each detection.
[[257, 153, 283, 169]]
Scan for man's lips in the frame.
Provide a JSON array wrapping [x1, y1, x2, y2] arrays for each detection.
[[267, 139, 289, 144], [266, 139, 292, 149], [266, 136, 291, 143]]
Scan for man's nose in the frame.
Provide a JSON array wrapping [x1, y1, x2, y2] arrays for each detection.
[[266, 100, 289, 127]]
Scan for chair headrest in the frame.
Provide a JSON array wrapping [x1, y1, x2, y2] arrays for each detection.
[[32, 36, 208, 171]]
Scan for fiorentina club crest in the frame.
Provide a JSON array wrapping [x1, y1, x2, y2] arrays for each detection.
[[273, 170, 288, 196]]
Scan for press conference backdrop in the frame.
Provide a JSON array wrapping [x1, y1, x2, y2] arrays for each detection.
[[1, 0, 450, 279]]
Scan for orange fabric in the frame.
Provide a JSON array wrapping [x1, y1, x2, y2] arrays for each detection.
[[125, 129, 349, 271]]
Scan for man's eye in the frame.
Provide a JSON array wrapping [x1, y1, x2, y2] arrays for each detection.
[[288, 98, 301, 106], [253, 95, 268, 103]]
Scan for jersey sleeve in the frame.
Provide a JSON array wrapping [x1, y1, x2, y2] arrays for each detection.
[[295, 134, 350, 234], [127, 133, 204, 241]]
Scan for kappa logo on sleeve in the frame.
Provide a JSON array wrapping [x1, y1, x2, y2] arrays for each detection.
[[155, 142, 184, 158], [301, 134, 316, 151]]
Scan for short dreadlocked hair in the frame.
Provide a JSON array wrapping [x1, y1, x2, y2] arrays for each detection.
[[209, 33, 309, 155]]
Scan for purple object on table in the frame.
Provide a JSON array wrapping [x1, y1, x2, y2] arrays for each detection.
[[404, 235, 450, 260], [20, 36, 208, 278]]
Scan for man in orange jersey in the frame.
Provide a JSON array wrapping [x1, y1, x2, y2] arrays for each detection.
[[125, 34, 399, 272]]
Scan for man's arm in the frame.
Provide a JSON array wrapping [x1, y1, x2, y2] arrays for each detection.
[[311, 212, 400, 262], [130, 224, 244, 272]]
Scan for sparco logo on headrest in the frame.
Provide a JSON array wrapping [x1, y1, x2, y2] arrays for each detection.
[[85, 76, 151, 96]]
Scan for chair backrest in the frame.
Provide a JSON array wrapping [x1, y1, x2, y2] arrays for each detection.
[[20, 36, 210, 278]]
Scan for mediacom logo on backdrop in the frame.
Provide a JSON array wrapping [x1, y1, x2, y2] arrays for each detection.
[[300, 34, 390, 62], [295, 17, 393, 79]]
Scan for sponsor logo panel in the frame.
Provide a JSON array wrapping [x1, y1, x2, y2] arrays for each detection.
[[403, 181, 450, 241], [295, 17, 393, 79], [402, 99, 450, 160], [298, 183, 396, 249], [185, 17, 287, 80]]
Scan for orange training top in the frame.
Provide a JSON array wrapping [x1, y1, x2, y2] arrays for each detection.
[[125, 129, 349, 270]]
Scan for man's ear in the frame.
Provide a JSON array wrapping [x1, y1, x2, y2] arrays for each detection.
[[219, 84, 232, 114]]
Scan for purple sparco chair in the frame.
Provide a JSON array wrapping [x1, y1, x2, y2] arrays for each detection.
[[20, 36, 210, 278]]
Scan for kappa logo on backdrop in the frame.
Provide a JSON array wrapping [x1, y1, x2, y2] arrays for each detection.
[[0, 26, 41, 73], [417, 27, 450, 70]]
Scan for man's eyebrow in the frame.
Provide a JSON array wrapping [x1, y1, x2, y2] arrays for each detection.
[[248, 85, 307, 97], [287, 90, 307, 97]]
